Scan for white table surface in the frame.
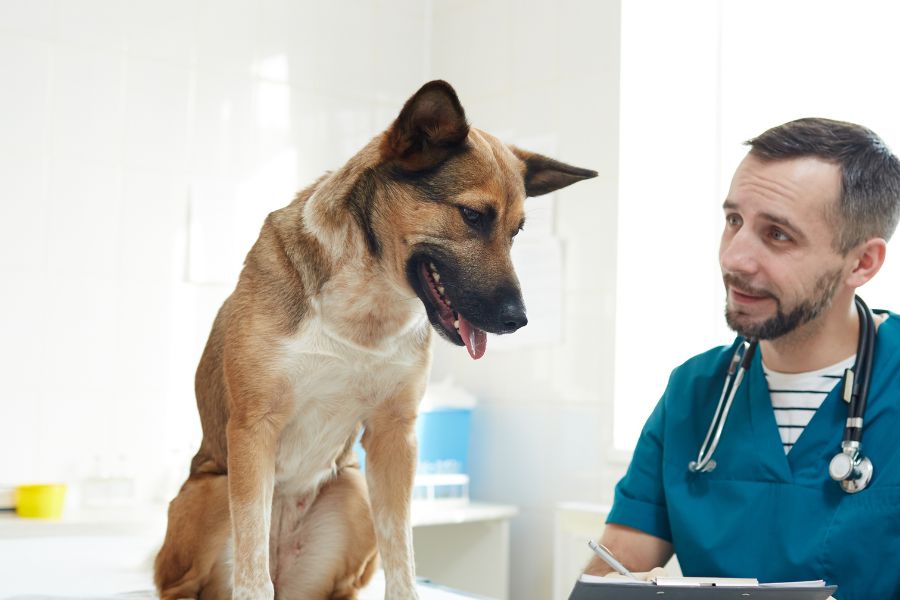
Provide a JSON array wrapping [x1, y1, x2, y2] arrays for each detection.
[[0, 503, 506, 599]]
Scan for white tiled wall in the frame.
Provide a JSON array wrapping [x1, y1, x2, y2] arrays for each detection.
[[0, 0, 430, 501], [0, 2, 616, 599], [428, 2, 621, 599]]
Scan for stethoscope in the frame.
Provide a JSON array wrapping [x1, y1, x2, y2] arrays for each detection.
[[688, 295, 876, 494]]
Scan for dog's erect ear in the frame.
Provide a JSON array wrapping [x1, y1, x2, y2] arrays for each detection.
[[382, 80, 470, 172], [510, 147, 598, 197]]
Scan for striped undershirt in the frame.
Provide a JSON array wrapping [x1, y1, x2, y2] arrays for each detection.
[[762, 354, 856, 454]]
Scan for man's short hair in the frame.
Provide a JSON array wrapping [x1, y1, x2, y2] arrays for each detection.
[[745, 117, 900, 254]]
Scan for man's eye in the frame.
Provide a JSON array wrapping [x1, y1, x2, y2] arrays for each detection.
[[726, 214, 742, 227], [460, 206, 483, 225], [770, 227, 791, 242]]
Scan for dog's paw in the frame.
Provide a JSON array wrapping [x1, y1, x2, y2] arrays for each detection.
[[232, 581, 275, 600], [383, 584, 419, 600], [385, 593, 419, 600]]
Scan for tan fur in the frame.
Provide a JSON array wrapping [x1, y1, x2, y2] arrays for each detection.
[[155, 81, 595, 600]]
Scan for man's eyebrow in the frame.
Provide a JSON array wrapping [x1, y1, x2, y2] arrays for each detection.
[[722, 200, 807, 241]]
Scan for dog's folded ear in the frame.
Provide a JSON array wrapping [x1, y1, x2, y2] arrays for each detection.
[[510, 147, 598, 197], [382, 80, 470, 172]]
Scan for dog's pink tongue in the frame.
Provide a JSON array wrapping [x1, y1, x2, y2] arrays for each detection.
[[458, 316, 487, 360]]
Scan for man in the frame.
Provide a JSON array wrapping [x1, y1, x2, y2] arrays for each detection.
[[586, 118, 900, 600]]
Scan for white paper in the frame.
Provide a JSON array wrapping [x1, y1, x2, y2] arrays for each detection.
[[654, 577, 759, 587], [760, 580, 827, 587], [578, 574, 651, 585]]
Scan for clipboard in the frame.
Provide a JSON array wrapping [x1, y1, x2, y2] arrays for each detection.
[[568, 580, 837, 600]]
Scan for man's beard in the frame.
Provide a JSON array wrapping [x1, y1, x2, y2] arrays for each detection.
[[723, 268, 843, 340]]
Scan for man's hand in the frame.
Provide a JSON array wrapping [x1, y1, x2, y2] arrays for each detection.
[[584, 524, 674, 576]]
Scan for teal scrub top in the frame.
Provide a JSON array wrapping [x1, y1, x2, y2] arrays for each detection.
[[608, 312, 900, 600]]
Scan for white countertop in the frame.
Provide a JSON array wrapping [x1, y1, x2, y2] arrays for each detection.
[[0, 501, 516, 598], [0, 501, 517, 538]]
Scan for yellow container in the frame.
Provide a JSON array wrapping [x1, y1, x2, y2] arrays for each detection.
[[15, 483, 67, 519]]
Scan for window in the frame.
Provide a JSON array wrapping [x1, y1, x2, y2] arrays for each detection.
[[614, 0, 900, 452]]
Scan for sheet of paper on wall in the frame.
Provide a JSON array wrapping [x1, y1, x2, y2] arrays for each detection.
[[491, 235, 563, 350]]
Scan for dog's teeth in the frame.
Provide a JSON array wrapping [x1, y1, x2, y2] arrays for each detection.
[[429, 262, 436, 271], [446, 299, 451, 306], [433, 272, 440, 283], [438, 285, 445, 295], [454, 319, 460, 329]]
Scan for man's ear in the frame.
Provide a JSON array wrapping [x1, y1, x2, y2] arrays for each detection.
[[510, 146, 598, 197], [847, 237, 887, 288], [381, 80, 470, 172]]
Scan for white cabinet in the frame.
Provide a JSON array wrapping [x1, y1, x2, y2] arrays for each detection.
[[412, 502, 518, 600]]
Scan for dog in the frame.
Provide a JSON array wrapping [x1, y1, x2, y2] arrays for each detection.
[[154, 80, 596, 600]]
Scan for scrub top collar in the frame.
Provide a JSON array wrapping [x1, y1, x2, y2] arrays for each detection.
[[744, 312, 899, 485]]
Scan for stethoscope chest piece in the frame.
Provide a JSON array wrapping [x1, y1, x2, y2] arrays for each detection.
[[829, 447, 874, 494], [690, 295, 876, 494]]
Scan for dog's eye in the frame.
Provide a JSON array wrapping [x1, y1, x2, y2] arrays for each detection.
[[459, 206, 483, 226]]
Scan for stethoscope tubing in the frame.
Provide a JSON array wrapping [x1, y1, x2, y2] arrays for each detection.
[[846, 297, 874, 443], [689, 339, 757, 473], [689, 295, 875, 492]]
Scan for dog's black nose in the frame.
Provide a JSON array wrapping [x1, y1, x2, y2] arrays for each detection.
[[497, 300, 528, 333]]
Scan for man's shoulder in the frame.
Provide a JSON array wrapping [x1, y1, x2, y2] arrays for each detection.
[[875, 309, 900, 357], [670, 337, 743, 380], [876, 310, 899, 335], [654, 339, 745, 410]]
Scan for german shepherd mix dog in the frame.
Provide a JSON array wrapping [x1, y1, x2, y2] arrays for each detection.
[[154, 80, 596, 600]]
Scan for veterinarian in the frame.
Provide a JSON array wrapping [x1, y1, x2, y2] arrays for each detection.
[[585, 118, 900, 600]]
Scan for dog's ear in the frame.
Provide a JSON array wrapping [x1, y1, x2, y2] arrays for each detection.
[[510, 147, 598, 197], [382, 80, 470, 172]]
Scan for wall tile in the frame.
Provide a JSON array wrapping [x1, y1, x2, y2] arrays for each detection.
[[430, 0, 513, 100], [189, 68, 257, 178], [256, 0, 319, 85], [54, 0, 125, 52], [305, 1, 377, 97], [123, 0, 198, 65], [117, 169, 187, 283], [44, 159, 122, 279], [0, 0, 54, 39], [510, 0, 561, 90], [371, 8, 428, 103], [123, 57, 190, 172], [194, 0, 258, 75], [0, 152, 47, 273], [49, 46, 125, 168], [0, 35, 50, 159]]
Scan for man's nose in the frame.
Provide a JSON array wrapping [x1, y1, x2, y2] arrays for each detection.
[[720, 229, 760, 275]]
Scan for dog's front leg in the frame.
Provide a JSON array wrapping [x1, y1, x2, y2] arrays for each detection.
[[363, 401, 421, 600], [227, 412, 284, 600]]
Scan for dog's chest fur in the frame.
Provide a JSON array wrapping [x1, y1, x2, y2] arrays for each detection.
[[272, 265, 431, 497]]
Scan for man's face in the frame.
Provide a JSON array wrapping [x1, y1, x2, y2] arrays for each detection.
[[719, 154, 848, 340]]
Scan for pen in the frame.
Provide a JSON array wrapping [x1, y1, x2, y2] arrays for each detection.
[[587, 539, 639, 581]]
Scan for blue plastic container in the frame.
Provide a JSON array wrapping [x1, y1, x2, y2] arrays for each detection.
[[353, 407, 472, 475], [415, 408, 472, 475]]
